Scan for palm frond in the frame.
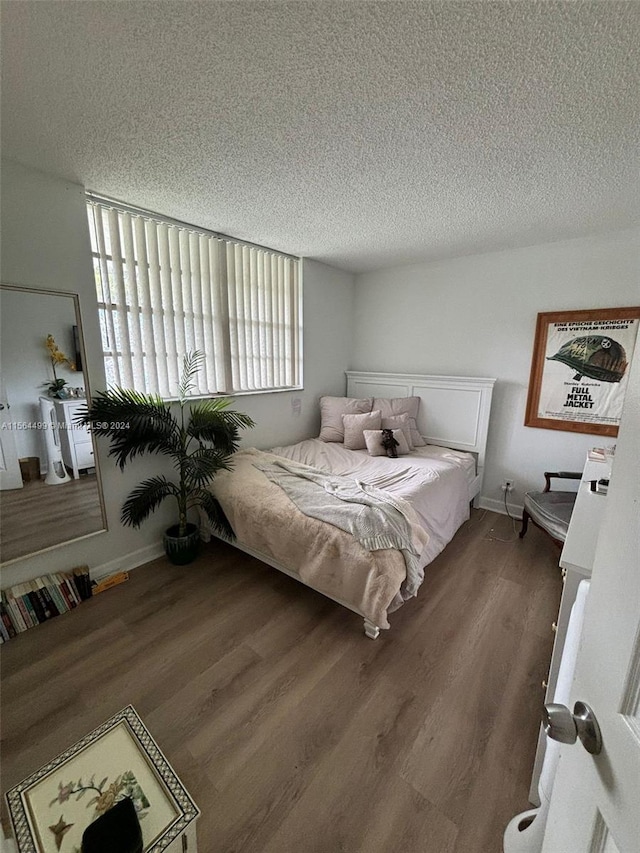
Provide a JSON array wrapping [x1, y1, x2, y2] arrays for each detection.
[[191, 489, 235, 540], [121, 476, 180, 528], [180, 448, 234, 489], [80, 388, 179, 468], [79, 387, 172, 423], [187, 399, 255, 451], [83, 354, 254, 536], [179, 351, 205, 403]]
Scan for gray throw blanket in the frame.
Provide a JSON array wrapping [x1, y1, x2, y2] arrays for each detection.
[[254, 458, 424, 599]]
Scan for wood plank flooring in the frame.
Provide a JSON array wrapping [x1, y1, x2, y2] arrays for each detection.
[[0, 474, 104, 563], [0, 510, 562, 852]]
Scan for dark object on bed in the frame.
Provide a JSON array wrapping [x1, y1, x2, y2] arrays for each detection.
[[81, 797, 143, 853], [381, 428, 399, 458], [520, 471, 582, 547]]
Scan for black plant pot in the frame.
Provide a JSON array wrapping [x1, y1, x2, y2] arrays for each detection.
[[163, 522, 200, 565]]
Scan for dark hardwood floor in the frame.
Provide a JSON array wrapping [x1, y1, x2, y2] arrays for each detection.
[[0, 474, 104, 563], [0, 510, 562, 852]]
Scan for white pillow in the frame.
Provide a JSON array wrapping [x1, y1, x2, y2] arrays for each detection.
[[319, 396, 373, 442], [373, 396, 425, 446], [342, 410, 382, 450], [363, 428, 411, 457], [381, 413, 414, 450]]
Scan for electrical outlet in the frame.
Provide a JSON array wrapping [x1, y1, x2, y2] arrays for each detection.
[[501, 479, 515, 493]]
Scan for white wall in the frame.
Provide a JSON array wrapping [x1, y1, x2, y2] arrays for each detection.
[[0, 159, 354, 586], [352, 230, 640, 513]]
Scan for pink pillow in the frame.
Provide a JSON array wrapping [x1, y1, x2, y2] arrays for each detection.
[[363, 428, 411, 457], [319, 396, 373, 442], [373, 396, 425, 446], [342, 410, 382, 450], [381, 413, 414, 450]]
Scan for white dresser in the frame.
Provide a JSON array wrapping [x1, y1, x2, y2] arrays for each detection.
[[54, 398, 94, 479], [528, 454, 611, 803]]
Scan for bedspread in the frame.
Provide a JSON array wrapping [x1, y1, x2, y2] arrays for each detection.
[[202, 448, 428, 628], [254, 456, 427, 596]]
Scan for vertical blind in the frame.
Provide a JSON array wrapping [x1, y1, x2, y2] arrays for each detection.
[[87, 197, 302, 397]]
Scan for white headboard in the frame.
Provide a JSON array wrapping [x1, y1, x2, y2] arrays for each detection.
[[346, 371, 496, 500]]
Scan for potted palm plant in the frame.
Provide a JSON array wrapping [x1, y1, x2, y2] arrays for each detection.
[[81, 351, 254, 565]]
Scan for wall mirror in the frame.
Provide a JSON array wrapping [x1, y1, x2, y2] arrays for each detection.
[[0, 283, 107, 564]]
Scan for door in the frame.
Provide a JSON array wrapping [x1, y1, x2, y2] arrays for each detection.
[[0, 381, 23, 490], [541, 345, 640, 851]]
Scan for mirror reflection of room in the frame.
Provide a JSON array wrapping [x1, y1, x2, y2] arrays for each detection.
[[0, 285, 106, 564]]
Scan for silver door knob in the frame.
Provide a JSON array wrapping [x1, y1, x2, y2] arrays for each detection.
[[543, 701, 602, 755]]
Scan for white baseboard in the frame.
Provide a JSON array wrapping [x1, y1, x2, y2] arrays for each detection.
[[477, 495, 523, 519], [91, 542, 165, 581]]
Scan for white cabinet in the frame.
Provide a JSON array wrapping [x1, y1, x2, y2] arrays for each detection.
[[528, 456, 611, 804], [54, 398, 94, 479]]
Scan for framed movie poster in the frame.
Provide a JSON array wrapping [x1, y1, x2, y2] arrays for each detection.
[[524, 307, 640, 437]]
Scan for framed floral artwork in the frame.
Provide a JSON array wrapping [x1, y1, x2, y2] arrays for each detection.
[[6, 706, 199, 853], [524, 307, 640, 436]]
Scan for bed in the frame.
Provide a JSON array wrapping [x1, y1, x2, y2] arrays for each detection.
[[200, 371, 496, 638]]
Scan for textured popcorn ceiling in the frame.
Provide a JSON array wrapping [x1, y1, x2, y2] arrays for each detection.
[[1, 1, 639, 273]]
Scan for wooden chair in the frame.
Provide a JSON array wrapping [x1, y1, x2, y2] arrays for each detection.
[[519, 471, 582, 548]]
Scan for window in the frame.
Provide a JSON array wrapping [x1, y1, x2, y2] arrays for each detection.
[[87, 195, 302, 398]]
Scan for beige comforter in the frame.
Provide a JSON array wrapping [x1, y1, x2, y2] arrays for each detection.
[[203, 448, 429, 629]]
